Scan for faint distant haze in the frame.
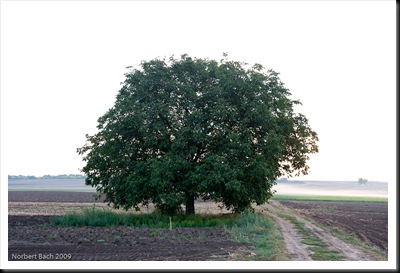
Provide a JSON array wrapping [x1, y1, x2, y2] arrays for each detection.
[[7, 176, 388, 198], [1, 1, 395, 185], [273, 180, 388, 198]]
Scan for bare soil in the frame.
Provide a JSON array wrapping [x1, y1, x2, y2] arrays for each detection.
[[263, 201, 387, 261], [8, 191, 388, 261], [277, 200, 388, 251], [8, 191, 251, 261], [8, 191, 104, 203], [8, 215, 252, 261]]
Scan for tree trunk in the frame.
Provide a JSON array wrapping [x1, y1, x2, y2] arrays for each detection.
[[185, 194, 195, 215]]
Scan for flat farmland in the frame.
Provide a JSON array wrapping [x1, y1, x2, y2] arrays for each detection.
[[8, 191, 388, 261], [8, 215, 249, 261], [8, 191, 252, 261]]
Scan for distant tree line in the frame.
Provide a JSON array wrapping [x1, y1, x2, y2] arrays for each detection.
[[8, 174, 86, 180], [276, 178, 305, 184]]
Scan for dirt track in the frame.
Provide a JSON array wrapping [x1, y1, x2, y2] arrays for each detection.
[[263, 201, 386, 261], [8, 191, 388, 261], [263, 208, 312, 260], [277, 200, 388, 251]]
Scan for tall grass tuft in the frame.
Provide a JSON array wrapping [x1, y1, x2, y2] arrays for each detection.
[[51, 206, 238, 228], [51, 207, 287, 260], [228, 210, 289, 260]]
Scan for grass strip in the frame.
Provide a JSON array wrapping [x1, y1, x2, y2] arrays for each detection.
[[277, 212, 344, 261], [51, 205, 238, 228], [228, 211, 289, 261], [51, 206, 288, 260]]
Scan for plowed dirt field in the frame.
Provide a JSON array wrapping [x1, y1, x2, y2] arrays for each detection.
[[8, 191, 388, 261]]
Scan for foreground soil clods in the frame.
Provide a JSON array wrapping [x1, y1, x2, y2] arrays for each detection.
[[8, 215, 251, 261], [8, 191, 388, 261]]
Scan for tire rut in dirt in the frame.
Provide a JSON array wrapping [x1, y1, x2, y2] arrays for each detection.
[[263, 210, 312, 261], [278, 200, 388, 251], [268, 201, 384, 261]]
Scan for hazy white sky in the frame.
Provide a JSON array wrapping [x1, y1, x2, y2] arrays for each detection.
[[1, 1, 396, 183]]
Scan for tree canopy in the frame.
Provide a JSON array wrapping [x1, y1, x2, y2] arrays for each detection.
[[77, 54, 319, 215]]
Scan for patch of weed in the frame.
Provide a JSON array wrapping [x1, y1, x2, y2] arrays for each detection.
[[228, 211, 289, 261]]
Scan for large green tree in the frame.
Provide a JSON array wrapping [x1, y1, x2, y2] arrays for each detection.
[[78, 54, 318, 215]]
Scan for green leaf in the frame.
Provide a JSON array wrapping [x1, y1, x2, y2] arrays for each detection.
[[78, 54, 319, 215]]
